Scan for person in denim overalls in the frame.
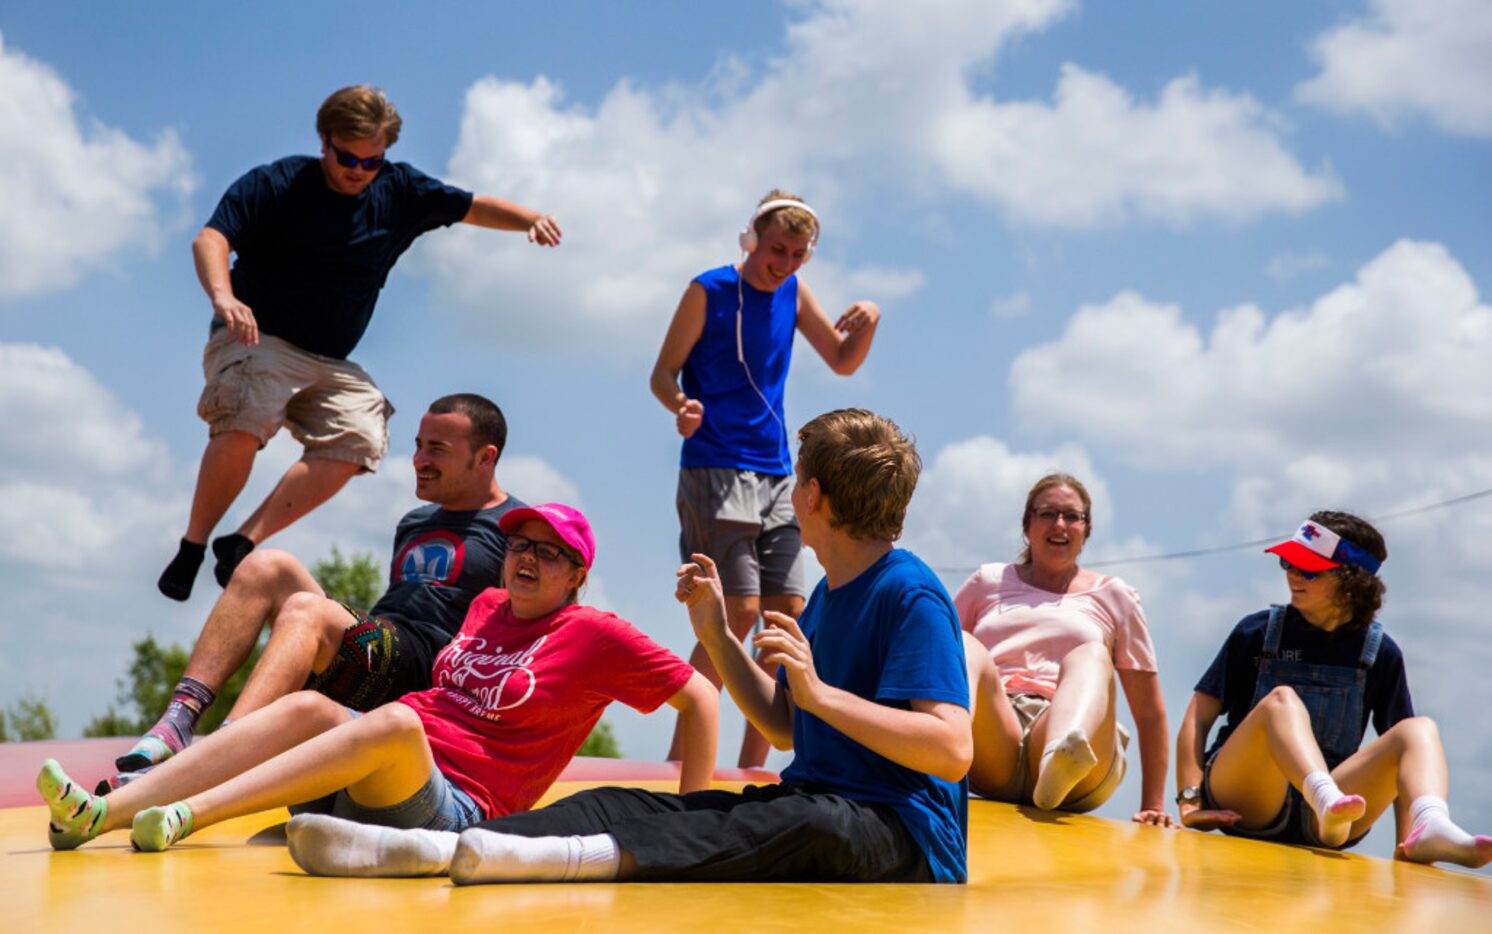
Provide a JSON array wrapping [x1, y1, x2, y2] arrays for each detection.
[[1174, 511, 1490, 868]]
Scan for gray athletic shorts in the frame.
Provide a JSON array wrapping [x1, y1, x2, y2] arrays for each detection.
[[677, 467, 806, 598]]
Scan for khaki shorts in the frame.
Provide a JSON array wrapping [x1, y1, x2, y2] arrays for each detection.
[[987, 693, 1130, 813], [677, 467, 805, 598], [197, 328, 392, 470]]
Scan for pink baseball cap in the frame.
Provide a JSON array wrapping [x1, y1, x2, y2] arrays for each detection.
[[1265, 518, 1382, 575], [498, 503, 596, 568]]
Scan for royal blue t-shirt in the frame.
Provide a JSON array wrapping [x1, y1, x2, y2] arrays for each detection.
[[1195, 605, 1413, 760], [206, 156, 474, 359], [780, 549, 970, 883], [679, 264, 797, 475]]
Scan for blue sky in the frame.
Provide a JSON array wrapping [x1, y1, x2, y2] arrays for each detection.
[[2, 1, 1489, 866]]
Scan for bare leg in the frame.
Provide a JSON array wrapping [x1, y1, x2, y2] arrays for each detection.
[[96, 691, 353, 833], [744, 594, 804, 768], [963, 633, 1024, 797], [184, 430, 262, 543], [1206, 685, 1363, 845], [184, 550, 325, 690], [1028, 642, 1118, 807], [227, 592, 351, 719], [235, 456, 362, 545]]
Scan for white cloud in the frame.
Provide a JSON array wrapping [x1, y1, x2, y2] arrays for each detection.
[[417, 0, 1335, 355], [1297, 0, 1492, 138], [0, 32, 195, 300], [1010, 240, 1491, 470]]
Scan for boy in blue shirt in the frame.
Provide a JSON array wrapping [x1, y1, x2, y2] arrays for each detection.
[[287, 408, 972, 884]]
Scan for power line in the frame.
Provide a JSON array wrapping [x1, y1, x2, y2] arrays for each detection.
[[931, 485, 1492, 577]]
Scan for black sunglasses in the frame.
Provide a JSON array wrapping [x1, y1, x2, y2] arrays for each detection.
[[325, 138, 385, 171], [1278, 556, 1332, 581]]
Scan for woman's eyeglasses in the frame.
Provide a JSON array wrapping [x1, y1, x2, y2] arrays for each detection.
[[507, 536, 581, 566], [325, 139, 385, 171], [1032, 508, 1087, 525]]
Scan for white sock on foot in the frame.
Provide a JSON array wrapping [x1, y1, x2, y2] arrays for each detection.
[[1032, 728, 1098, 810], [1302, 771, 1364, 847], [450, 829, 621, 885], [1397, 796, 1492, 868], [286, 813, 458, 877]]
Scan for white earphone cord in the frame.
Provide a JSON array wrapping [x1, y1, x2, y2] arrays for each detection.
[[736, 270, 792, 474]]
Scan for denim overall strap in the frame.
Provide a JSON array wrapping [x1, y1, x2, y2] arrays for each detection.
[[1358, 621, 1383, 668], [1262, 605, 1286, 657]]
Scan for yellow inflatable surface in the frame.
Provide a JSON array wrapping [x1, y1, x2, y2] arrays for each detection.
[[7, 776, 1489, 933]]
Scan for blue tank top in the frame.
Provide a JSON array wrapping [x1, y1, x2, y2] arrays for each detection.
[[679, 265, 797, 475]]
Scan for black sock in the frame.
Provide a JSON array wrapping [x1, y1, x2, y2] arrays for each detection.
[[212, 533, 256, 587], [158, 539, 206, 601]]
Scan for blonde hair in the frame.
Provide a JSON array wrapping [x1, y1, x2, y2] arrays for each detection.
[[754, 189, 819, 240]]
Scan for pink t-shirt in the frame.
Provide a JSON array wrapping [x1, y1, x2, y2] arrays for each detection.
[[953, 562, 1157, 699], [399, 588, 694, 820]]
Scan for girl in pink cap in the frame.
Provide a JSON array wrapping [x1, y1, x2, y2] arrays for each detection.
[[1175, 510, 1489, 867], [38, 503, 718, 860]]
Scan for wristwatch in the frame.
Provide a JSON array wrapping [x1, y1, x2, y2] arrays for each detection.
[[1176, 786, 1202, 807]]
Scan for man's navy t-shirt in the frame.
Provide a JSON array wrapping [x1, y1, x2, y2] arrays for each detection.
[[1195, 605, 1414, 760], [206, 156, 473, 359]]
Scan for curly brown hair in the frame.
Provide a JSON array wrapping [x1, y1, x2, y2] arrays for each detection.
[[1311, 510, 1388, 631]]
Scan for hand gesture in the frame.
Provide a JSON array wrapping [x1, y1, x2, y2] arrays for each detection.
[[1180, 808, 1242, 832], [676, 398, 704, 439], [753, 612, 823, 710], [213, 294, 259, 345], [676, 553, 727, 639], [833, 300, 880, 335], [1132, 808, 1177, 829], [528, 214, 562, 247]]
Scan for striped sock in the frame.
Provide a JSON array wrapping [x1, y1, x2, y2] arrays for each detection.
[[116, 676, 216, 772]]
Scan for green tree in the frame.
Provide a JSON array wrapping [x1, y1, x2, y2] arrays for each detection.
[[2, 693, 59, 741], [311, 547, 384, 611], [577, 720, 621, 758]]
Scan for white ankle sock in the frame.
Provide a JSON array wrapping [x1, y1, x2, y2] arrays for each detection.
[[1302, 771, 1364, 847], [1031, 728, 1097, 810], [1398, 796, 1492, 868], [286, 813, 457, 877], [450, 830, 621, 885]]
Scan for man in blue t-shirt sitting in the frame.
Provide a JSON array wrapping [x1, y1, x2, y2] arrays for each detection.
[[111, 394, 525, 789], [649, 190, 882, 768], [285, 408, 973, 885], [159, 85, 560, 602]]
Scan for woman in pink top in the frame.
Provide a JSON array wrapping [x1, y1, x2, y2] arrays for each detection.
[[956, 474, 1172, 825], [38, 504, 719, 855]]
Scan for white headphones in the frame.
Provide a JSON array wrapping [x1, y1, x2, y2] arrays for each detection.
[[738, 198, 819, 257]]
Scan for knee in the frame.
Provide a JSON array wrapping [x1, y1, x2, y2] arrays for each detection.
[[276, 592, 345, 641], [360, 703, 426, 743], [273, 690, 349, 728], [231, 548, 301, 592], [1389, 715, 1440, 748], [1061, 640, 1112, 674], [1261, 685, 1305, 713]]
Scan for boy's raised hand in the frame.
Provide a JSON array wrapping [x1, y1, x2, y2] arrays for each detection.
[[677, 553, 727, 639], [754, 612, 824, 710]]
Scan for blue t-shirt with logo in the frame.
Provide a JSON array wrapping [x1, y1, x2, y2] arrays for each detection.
[[679, 264, 797, 475], [207, 156, 474, 359], [373, 496, 526, 656], [780, 549, 970, 883]]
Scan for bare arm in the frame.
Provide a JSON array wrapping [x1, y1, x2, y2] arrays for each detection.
[[794, 281, 879, 376], [461, 195, 562, 246], [677, 555, 795, 747], [1176, 691, 1241, 831], [193, 227, 258, 345], [649, 283, 708, 439], [664, 671, 719, 794], [1117, 668, 1173, 827], [756, 612, 973, 783]]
